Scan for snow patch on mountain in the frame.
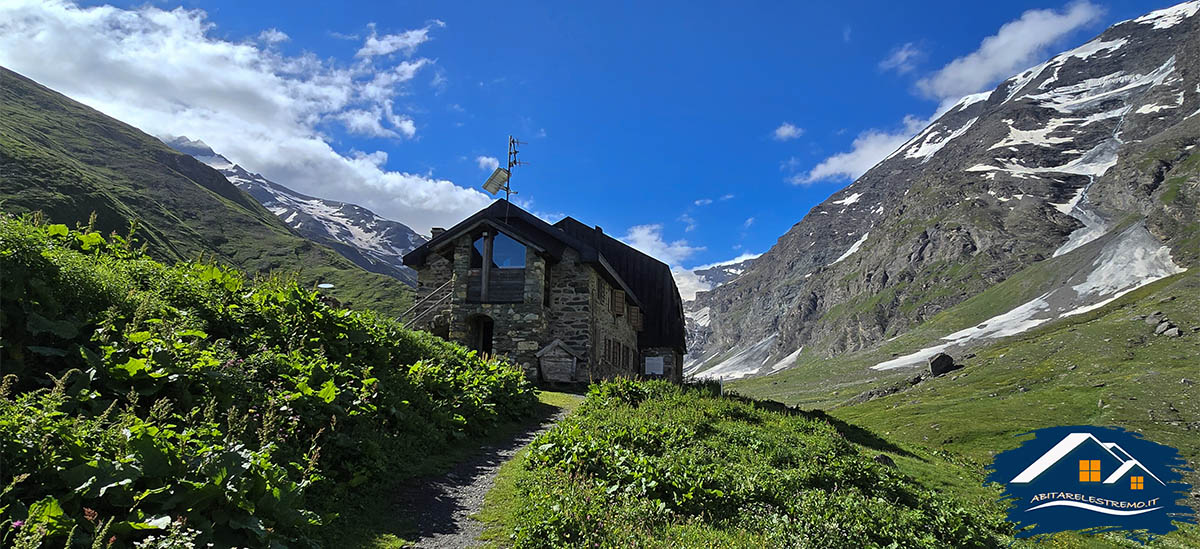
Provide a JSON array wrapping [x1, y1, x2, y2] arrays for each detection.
[[1133, 1, 1200, 30], [903, 118, 978, 162], [164, 136, 426, 286], [872, 223, 1185, 371], [830, 232, 869, 265]]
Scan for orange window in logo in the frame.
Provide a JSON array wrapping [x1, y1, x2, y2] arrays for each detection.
[[1131, 476, 1144, 490], [1079, 460, 1101, 482]]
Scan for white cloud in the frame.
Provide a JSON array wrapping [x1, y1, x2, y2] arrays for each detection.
[[679, 213, 698, 232], [720, 194, 734, 201], [743, 217, 755, 228], [476, 156, 500, 171], [0, 0, 492, 233], [693, 198, 713, 206], [879, 42, 920, 74], [800, 1, 1103, 185], [619, 224, 704, 267], [355, 20, 445, 58], [797, 115, 928, 184], [258, 28, 289, 44], [917, 1, 1103, 100], [772, 122, 804, 141]]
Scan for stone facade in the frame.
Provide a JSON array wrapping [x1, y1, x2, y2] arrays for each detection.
[[409, 227, 670, 384], [640, 347, 684, 383], [588, 274, 639, 380]]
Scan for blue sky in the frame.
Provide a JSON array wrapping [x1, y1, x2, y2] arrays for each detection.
[[0, 0, 1177, 286]]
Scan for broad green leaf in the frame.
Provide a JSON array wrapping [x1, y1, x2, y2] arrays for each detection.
[[318, 380, 338, 403]]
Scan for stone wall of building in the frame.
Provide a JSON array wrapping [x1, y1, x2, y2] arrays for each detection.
[[412, 252, 453, 335], [640, 347, 683, 383], [589, 273, 639, 380], [446, 234, 548, 379], [544, 248, 594, 380]]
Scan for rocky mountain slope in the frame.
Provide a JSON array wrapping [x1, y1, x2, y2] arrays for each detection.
[[165, 137, 426, 286], [0, 67, 414, 315], [682, 256, 757, 364], [690, 1, 1200, 380]]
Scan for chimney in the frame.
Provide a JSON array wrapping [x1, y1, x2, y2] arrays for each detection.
[[431, 227, 445, 238]]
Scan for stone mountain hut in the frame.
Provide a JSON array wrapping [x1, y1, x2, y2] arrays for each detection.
[[401, 200, 687, 383]]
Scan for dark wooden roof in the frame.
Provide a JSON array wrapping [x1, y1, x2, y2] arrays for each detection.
[[403, 200, 686, 353], [554, 217, 687, 354]]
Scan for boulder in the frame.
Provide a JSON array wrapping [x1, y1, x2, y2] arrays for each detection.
[[928, 352, 959, 376], [1155, 321, 1175, 335], [1164, 327, 1182, 338], [874, 454, 897, 468]]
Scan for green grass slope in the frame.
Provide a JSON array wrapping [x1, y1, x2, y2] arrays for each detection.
[[729, 268, 1200, 546], [486, 379, 1015, 548], [0, 215, 536, 547], [0, 67, 411, 316]]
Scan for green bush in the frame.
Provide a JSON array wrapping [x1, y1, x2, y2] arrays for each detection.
[[508, 379, 1012, 548], [0, 214, 537, 547]]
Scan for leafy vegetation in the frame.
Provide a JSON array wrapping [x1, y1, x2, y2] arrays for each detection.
[[0, 214, 537, 547], [0, 67, 413, 316], [490, 379, 1014, 548]]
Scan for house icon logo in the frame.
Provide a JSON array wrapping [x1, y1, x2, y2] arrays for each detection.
[[986, 426, 1196, 540]]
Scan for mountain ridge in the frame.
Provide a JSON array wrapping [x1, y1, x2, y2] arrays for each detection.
[[688, 1, 1200, 380], [0, 66, 414, 315], [164, 136, 427, 286]]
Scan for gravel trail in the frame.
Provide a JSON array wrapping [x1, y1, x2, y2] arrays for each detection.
[[396, 406, 572, 548]]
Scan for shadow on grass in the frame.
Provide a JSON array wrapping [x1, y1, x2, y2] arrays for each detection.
[[718, 389, 919, 459], [322, 400, 566, 548]]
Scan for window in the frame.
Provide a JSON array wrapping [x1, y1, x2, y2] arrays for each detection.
[[1079, 460, 1101, 482], [630, 307, 643, 331], [543, 263, 552, 307], [1131, 476, 1144, 490], [491, 233, 525, 268], [471, 232, 526, 269], [611, 289, 625, 316]]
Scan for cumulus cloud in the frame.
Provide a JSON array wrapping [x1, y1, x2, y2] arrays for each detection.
[[800, 1, 1102, 185], [917, 1, 1103, 100], [619, 224, 704, 267], [0, 0, 492, 233], [258, 28, 289, 44], [879, 42, 920, 73], [772, 122, 804, 141], [693, 198, 713, 206], [355, 20, 445, 58], [476, 156, 500, 171], [795, 115, 928, 184]]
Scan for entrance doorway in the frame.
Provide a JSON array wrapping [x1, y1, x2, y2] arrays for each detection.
[[468, 315, 494, 355]]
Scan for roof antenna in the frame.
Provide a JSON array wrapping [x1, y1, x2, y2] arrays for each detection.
[[481, 135, 528, 223]]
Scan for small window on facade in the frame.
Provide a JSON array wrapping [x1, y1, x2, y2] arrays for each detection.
[[543, 263, 552, 307], [1131, 476, 1144, 490], [611, 289, 625, 316], [491, 233, 526, 268], [1079, 460, 1101, 482], [630, 307, 643, 331]]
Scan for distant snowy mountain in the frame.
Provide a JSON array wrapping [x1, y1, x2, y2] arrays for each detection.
[[681, 256, 757, 368], [165, 137, 426, 286]]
